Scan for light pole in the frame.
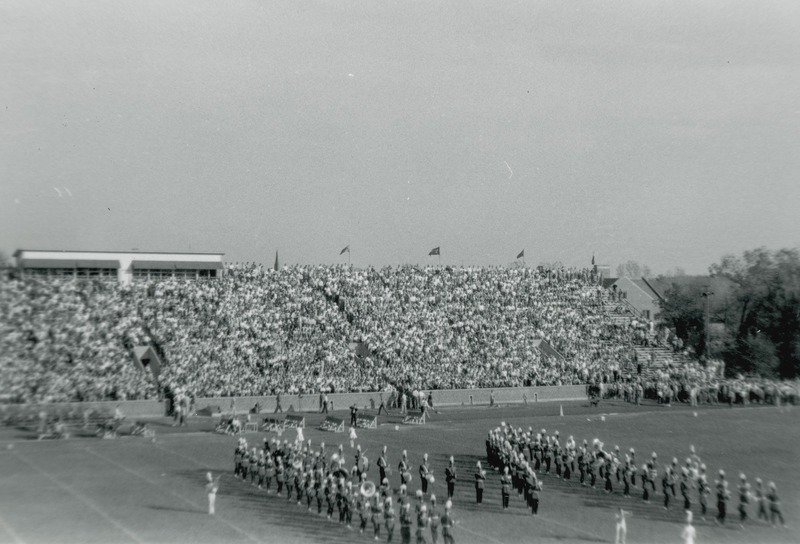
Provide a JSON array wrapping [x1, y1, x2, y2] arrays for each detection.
[[701, 289, 714, 361]]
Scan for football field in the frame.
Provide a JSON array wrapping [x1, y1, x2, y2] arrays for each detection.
[[0, 400, 797, 544]]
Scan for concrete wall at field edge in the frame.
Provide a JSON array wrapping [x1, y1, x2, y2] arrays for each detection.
[[195, 384, 588, 415], [16, 385, 588, 418]]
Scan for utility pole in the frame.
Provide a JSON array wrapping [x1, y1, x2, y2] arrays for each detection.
[[701, 289, 714, 361]]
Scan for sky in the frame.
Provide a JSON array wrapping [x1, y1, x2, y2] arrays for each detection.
[[2, 0, 799, 274]]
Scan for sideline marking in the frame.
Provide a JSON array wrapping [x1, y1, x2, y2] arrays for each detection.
[[12, 451, 145, 544], [85, 447, 264, 543], [0, 510, 26, 544]]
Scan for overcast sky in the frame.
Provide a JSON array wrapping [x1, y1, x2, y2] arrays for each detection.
[[2, 0, 799, 274]]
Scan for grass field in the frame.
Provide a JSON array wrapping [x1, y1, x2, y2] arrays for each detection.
[[0, 400, 797, 544]]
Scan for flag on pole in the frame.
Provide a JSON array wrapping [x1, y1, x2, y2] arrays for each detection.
[[428, 247, 440, 256], [340, 245, 350, 255], [517, 250, 525, 260]]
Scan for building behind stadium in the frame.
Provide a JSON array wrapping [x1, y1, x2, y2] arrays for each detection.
[[12, 249, 224, 284]]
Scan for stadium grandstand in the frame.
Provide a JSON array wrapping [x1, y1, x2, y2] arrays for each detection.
[[2, 254, 717, 404]]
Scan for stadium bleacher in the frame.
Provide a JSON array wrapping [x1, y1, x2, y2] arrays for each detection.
[[2, 263, 749, 405]]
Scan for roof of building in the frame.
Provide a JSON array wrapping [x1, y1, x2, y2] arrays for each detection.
[[20, 258, 120, 269], [14, 249, 224, 257]]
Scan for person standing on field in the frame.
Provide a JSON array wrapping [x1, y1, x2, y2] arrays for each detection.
[[615, 507, 630, 544], [206, 472, 219, 515]]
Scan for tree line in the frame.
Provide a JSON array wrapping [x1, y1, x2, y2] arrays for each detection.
[[658, 247, 800, 378]]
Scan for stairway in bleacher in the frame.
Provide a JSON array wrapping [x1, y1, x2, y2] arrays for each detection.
[[633, 346, 674, 378], [602, 300, 634, 326]]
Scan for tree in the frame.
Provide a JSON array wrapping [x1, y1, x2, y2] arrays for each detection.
[[658, 284, 706, 358], [616, 260, 652, 278], [660, 267, 687, 278], [710, 247, 800, 378]]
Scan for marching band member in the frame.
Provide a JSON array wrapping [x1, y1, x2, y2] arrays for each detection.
[[257, 450, 266, 489], [400, 502, 413, 544], [669, 458, 679, 497], [647, 453, 658, 495], [234, 439, 245, 478], [767, 481, 785, 527], [754, 478, 769, 522], [378, 446, 389, 484], [445, 457, 456, 500], [305, 471, 315, 511], [577, 441, 586, 486], [474, 461, 486, 503], [372, 494, 384, 540], [325, 476, 336, 520], [385, 496, 396, 542], [399, 450, 410, 487], [532, 470, 542, 516], [542, 432, 552, 474], [553, 441, 563, 479], [275, 458, 285, 495], [249, 448, 258, 486], [265, 454, 275, 493], [428, 495, 440, 544], [680, 468, 691, 511], [241, 446, 251, 482], [563, 444, 573, 480], [314, 469, 324, 514], [414, 489, 425, 515], [343, 481, 354, 529], [715, 470, 730, 525], [737, 473, 750, 526], [622, 454, 634, 497], [419, 454, 432, 495], [358, 486, 371, 534], [380, 477, 391, 498], [500, 466, 511, 509], [697, 473, 710, 520], [662, 467, 673, 509], [284, 460, 296, 502], [416, 504, 429, 544], [641, 463, 651, 502], [441, 500, 455, 544]]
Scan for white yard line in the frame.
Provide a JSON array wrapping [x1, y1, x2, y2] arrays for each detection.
[[0, 510, 27, 544], [12, 451, 145, 544]]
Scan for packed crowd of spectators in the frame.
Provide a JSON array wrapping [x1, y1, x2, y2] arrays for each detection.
[[0, 263, 693, 403], [0, 277, 154, 402]]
